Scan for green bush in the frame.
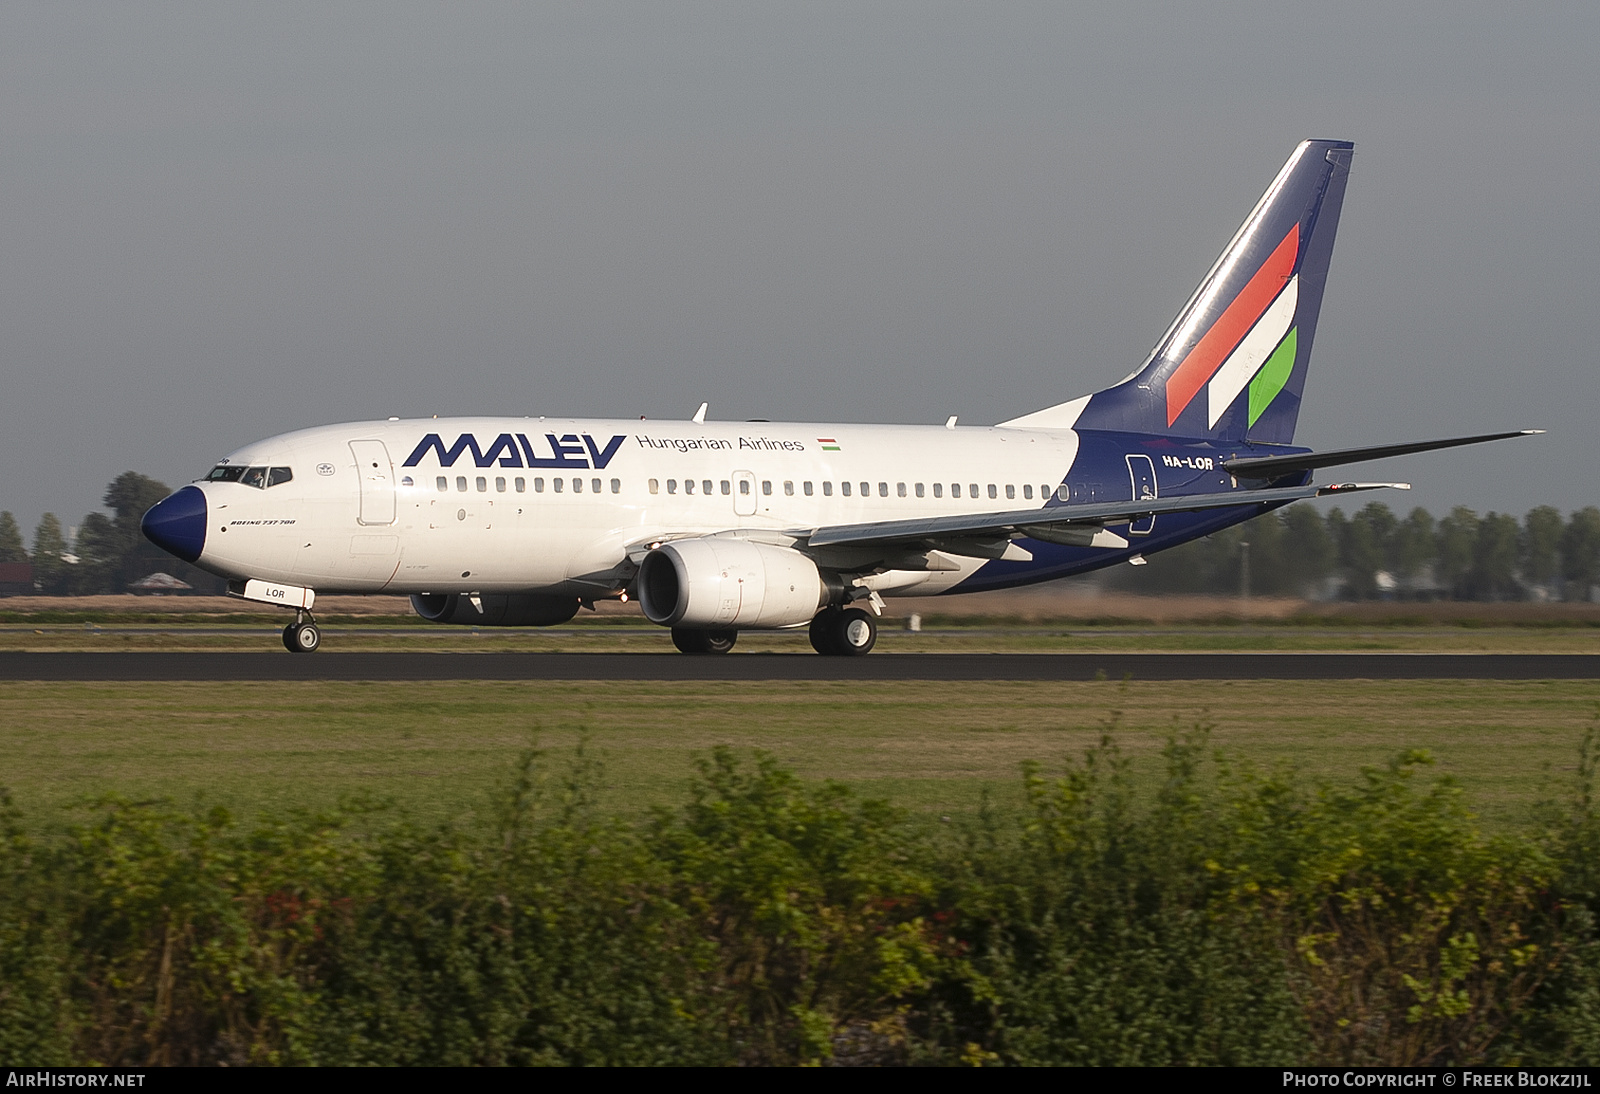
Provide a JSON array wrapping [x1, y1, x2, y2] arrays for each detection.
[[1, 724, 1597, 1066]]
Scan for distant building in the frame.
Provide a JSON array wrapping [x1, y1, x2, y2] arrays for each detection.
[[0, 562, 33, 597], [129, 572, 193, 596]]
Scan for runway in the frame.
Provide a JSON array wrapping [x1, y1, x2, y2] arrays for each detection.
[[2, 652, 1597, 682]]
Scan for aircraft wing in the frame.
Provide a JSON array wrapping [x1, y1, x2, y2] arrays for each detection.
[[795, 481, 1405, 551]]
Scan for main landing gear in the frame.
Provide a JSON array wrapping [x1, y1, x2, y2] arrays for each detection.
[[281, 612, 321, 654], [671, 627, 738, 654], [808, 607, 877, 657], [663, 608, 878, 656]]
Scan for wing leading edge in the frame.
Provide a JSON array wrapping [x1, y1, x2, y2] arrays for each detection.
[[795, 481, 1406, 552]]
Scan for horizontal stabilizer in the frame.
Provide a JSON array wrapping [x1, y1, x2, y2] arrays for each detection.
[[1222, 430, 1542, 478]]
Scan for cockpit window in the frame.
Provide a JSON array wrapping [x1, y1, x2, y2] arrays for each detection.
[[204, 464, 292, 488]]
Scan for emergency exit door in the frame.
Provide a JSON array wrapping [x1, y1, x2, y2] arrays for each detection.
[[733, 470, 758, 517]]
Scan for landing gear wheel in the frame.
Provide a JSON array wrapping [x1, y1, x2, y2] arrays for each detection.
[[283, 619, 321, 653], [671, 627, 738, 654], [809, 609, 841, 655], [811, 607, 876, 656], [834, 608, 876, 656]]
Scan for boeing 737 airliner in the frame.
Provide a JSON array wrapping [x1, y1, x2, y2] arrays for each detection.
[[142, 140, 1537, 655]]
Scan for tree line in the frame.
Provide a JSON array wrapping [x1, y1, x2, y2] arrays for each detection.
[[1, 473, 1597, 601], [1107, 501, 1600, 601], [0, 472, 223, 595]]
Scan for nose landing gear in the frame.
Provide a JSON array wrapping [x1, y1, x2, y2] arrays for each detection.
[[281, 612, 321, 654]]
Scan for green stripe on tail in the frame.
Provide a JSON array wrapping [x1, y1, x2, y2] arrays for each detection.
[[1248, 327, 1298, 427]]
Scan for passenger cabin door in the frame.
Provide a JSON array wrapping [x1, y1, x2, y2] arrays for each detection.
[[1125, 454, 1156, 535], [732, 470, 757, 517], [350, 440, 396, 526]]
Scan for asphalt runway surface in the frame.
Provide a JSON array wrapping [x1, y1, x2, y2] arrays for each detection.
[[2, 652, 1597, 682]]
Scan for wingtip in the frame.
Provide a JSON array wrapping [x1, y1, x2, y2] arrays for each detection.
[[1318, 481, 1411, 496]]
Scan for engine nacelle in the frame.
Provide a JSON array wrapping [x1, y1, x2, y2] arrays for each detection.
[[409, 593, 580, 627], [638, 539, 827, 629]]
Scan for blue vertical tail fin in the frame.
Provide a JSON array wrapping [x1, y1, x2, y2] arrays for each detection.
[[1003, 139, 1353, 444]]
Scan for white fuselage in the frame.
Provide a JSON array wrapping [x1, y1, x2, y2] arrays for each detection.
[[195, 416, 1083, 599]]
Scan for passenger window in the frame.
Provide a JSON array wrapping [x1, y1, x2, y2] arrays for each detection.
[[822, 482, 833, 496], [436, 477, 448, 492], [476, 476, 488, 492], [969, 483, 979, 498], [803, 481, 813, 496], [987, 484, 997, 499], [860, 482, 870, 497], [784, 481, 795, 496], [515, 477, 526, 493], [573, 478, 583, 493], [553, 478, 564, 493], [1006, 484, 1015, 500], [841, 482, 852, 497], [650, 479, 660, 494], [667, 479, 677, 494], [703, 479, 714, 495], [611, 479, 620, 494], [242, 467, 267, 489], [267, 467, 293, 487], [915, 483, 924, 498], [495, 476, 506, 492], [878, 482, 888, 497], [592, 478, 602, 494], [1023, 484, 1033, 500], [720, 480, 730, 495], [1056, 484, 1070, 501], [762, 480, 772, 495], [933, 483, 943, 498], [738, 479, 749, 495], [950, 483, 960, 498], [684, 480, 695, 495], [533, 477, 545, 493], [897, 483, 906, 497], [456, 476, 468, 492]]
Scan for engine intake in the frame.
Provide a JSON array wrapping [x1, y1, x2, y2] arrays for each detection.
[[409, 593, 580, 627], [638, 539, 827, 629]]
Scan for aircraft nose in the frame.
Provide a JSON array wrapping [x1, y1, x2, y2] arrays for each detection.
[[141, 485, 208, 563]]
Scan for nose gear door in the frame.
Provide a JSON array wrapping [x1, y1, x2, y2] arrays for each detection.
[[350, 440, 396, 526]]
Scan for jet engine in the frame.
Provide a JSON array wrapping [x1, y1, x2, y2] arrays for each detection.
[[638, 538, 827, 629], [409, 593, 580, 627]]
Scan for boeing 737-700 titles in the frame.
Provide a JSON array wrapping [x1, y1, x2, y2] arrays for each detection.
[[142, 140, 1538, 655]]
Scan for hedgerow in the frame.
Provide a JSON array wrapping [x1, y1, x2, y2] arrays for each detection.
[[2, 722, 1597, 1066]]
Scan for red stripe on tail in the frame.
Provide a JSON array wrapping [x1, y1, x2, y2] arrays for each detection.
[[1165, 224, 1299, 426]]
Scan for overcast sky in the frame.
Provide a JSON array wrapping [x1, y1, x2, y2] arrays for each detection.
[[3, 2, 1595, 538]]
